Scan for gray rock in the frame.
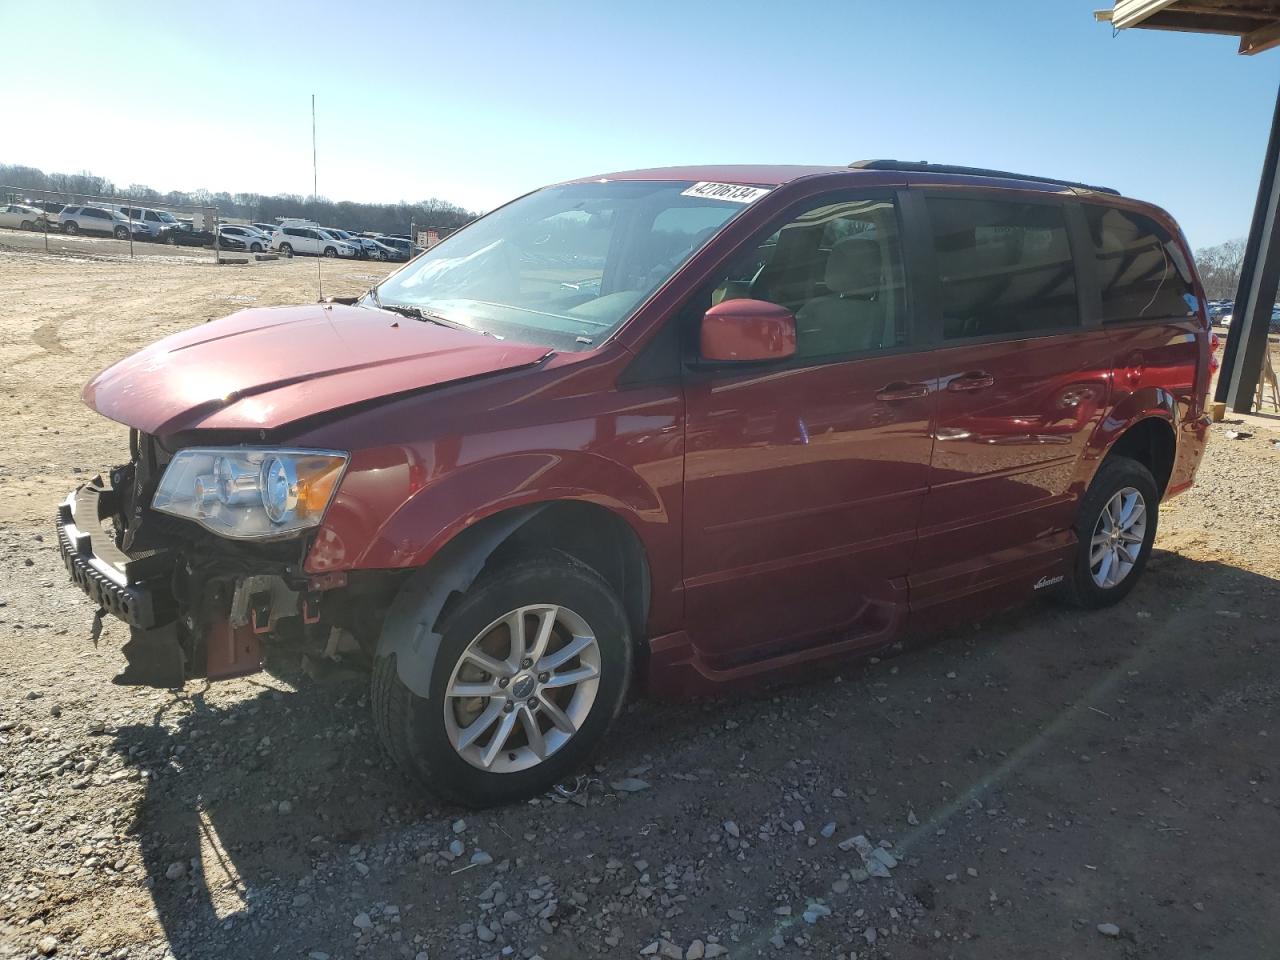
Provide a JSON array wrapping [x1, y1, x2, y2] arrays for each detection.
[[723, 820, 740, 839], [1097, 923, 1121, 937], [477, 924, 496, 943], [704, 946, 729, 959], [471, 850, 494, 866], [37, 936, 57, 956], [820, 822, 836, 838], [686, 940, 705, 960], [802, 903, 831, 924], [449, 838, 465, 857], [353, 912, 373, 930], [452, 819, 467, 834], [610, 777, 650, 793], [164, 861, 186, 881]]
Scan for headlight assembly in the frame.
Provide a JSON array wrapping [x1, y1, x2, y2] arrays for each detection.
[[152, 448, 348, 540]]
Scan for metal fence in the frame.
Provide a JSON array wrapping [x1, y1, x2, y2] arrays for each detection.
[[1, 185, 223, 262]]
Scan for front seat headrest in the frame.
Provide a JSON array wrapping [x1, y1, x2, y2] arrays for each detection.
[[825, 237, 882, 298]]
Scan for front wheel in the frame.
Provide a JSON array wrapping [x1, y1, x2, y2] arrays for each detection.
[[250, 242, 262, 252], [20, 220, 34, 231], [323, 246, 337, 258], [372, 551, 632, 807], [1059, 455, 1158, 608]]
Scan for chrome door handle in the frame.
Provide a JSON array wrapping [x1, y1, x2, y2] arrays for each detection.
[[947, 371, 995, 392], [875, 381, 929, 402]]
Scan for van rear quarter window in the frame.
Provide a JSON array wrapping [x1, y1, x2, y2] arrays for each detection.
[[927, 196, 1078, 339], [1084, 204, 1195, 323]]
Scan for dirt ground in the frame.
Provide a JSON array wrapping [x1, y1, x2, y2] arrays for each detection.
[[0, 235, 1278, 960]]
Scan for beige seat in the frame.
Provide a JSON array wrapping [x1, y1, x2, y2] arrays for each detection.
[[795, 238, 886, 357]]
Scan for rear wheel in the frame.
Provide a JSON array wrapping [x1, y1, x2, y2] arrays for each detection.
[[1059, 455, 1158, 608], [372, 551, 632, 807], [64, 221, 79, 235], [114, 226, 129, 240], [278, 243, 293, 257]]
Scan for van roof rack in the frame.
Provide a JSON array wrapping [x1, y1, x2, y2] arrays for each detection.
[[848, 159, 1120, 196]]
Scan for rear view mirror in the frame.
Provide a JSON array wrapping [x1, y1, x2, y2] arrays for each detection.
[[700, 299, 796, 363]]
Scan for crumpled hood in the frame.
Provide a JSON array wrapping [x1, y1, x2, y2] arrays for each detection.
[[83, 303, 552, 435]]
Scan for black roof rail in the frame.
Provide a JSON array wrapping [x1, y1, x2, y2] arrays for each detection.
[[849, 159, 1120, 196]]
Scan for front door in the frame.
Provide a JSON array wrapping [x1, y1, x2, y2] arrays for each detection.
[[682, 192, 935, 672]]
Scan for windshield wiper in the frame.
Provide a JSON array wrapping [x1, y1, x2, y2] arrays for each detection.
[[376, 301, 496, 337]]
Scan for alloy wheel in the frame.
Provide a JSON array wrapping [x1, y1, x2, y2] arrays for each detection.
[[1090, 486, 1147, 589], [443, 604, 601, 773]]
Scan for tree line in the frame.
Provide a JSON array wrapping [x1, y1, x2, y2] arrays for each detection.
[[0, 163, 478, 235]]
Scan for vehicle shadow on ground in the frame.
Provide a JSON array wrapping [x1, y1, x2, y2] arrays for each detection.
[[111, 548, 1279, 960]]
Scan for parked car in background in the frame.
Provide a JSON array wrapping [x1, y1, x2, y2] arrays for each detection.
[[164, 227, 217, 247], [271, 225, 358, 258], [219, 224, 271, 252], [216, 231, 247, 251], [23, 200, 67, 227], [0, 203, 46, 230], [55, 161, 1210, 807], [321, 228, 381, 259], [363, 237, 399, 261], [59, 205, 136, 239], [116, 206, 181, 241], [372, 235, 421, 261], [251, 222, 277, 237]]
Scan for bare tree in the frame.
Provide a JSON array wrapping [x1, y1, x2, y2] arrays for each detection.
[[1195, 239, 1246, 300]]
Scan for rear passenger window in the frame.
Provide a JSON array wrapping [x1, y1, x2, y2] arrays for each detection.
[[927, 197, 1078, 340], [710, 196, 908, 360], [1083, 205, 1194, 323]]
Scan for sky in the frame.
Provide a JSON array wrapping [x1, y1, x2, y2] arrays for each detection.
[[4, 0, 1278, 248]]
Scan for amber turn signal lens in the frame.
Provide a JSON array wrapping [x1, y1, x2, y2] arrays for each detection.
[[297, 459, 345, 517]]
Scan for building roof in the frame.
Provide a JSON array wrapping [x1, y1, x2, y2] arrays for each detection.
[[1096, 0, 1280, 55]]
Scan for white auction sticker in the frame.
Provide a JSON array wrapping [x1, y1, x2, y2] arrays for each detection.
[[680, 181, 772, 204]]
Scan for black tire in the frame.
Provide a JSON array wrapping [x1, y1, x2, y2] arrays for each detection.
[[114, 226, 129, 240], [64, 221, 79, 235], [250, 242, 262, 253], [165, 232, 177, 245], [279, 243, 293, 257], [372, 550, 632, 808], [20, 220, 34, 231], [323, 246, 337, 258], [1058, 455, 1159, 609]]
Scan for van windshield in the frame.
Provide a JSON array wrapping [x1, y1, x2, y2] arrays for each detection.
[[369, 181, 753, 350]]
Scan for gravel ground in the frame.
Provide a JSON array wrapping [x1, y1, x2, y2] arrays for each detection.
[[1, 247, 1278, 960]]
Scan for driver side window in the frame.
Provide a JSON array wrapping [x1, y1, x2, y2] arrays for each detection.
[[711, 196, 908, 360]]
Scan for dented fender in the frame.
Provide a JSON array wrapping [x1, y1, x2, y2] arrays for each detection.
[[375, 505, 547, 698]]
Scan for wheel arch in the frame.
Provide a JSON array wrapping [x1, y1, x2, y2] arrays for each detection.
[[1080, 387, 1179, 498], [374, 498, 652, 699], [1104, 417, 1176, 497]]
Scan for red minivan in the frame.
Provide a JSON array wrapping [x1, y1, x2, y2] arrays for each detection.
[[57, 161, 1210, 806]]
